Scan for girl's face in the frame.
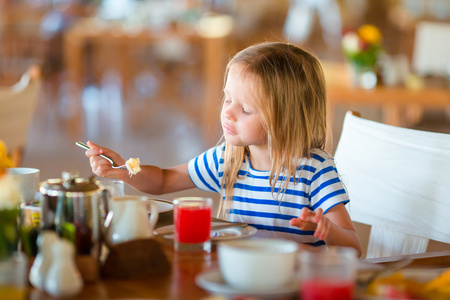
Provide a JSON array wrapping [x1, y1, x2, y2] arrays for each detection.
[[221, 64, 267, 147]]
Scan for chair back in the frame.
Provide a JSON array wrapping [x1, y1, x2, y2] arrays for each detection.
[[0, 65, 41, 166], [334, 111, 450, 258]]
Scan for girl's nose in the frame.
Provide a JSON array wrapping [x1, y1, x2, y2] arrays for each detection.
[[223, 105, 236, 121]]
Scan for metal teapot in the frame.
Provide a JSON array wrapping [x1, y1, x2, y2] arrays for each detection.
[[39, 171, 107, 257]]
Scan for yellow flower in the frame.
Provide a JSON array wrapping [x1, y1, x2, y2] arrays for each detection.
[[0, 140, 13, 169], [358, 24, 382, 45], [342, 24, 383, 69]]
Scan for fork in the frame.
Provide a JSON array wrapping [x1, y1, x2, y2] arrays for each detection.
[[76, 141, 127, 170], [357, 257, 413, 288]]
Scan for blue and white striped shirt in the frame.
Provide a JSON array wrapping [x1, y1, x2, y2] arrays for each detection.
[[188, 143, 349, 246]]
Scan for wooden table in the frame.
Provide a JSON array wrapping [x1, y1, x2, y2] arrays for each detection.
[[63, 18, 228, 143], [27, 243, 216, 300], [365, 250, 450, 267], [26, 241, 450, 300], [323, 61, 450, 127]]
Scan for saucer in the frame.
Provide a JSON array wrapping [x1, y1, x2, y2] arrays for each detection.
[[154, 222, 257, 242], [195, 268, 298, 299]]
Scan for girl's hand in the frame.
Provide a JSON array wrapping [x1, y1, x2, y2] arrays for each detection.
[[85, 141, 126, 179], [289, 207, 331, 240]]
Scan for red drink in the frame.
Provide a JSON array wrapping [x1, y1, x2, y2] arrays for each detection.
[[301, 279, 354, 300], [175, 204, 211, 243]]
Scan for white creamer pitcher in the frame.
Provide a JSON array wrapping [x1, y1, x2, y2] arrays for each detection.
[[104, 196, 159, 246]]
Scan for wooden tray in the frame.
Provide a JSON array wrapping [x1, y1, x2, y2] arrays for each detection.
[[101, 238, 171, 279]]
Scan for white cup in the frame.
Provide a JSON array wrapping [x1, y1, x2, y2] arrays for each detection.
[[218, 238, 299, 291], [7, 167, 40, 203]]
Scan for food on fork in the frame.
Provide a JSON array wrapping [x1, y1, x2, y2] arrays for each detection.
[[126, 158, 141, 176]]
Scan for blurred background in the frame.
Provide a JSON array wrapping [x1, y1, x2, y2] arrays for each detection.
[[1, 0, 449, 200]]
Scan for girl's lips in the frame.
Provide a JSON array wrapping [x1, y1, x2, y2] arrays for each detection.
[[223, 124, 236, 135]]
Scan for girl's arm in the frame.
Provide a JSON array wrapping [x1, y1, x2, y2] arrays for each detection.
[[320, 204, 362, 256], [85, 141, 195, 194], [120, 163, 195, 195], [290, 204, 363, 257]]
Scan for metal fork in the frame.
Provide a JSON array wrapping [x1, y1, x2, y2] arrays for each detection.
[[358, 257, 413, 288], [76, 141, 127, 170]]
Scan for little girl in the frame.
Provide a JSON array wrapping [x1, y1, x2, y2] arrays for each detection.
[[85, 42, 362, 256]]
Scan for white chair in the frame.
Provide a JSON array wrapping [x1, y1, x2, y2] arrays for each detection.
[[334, 111, 450, 258], [0, 65, 41, 167], [412, 21, 450, 77]]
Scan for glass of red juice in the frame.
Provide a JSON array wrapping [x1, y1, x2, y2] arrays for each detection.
[[173, 197, 212, 253], [299, 246, 357, 300]]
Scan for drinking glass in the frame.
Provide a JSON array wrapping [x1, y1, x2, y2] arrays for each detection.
[[173, 197, 212, 253], [0, 252, 28, 300], [299, 246, 357, 300], [97, 179, 124, 197], [97, 179, 124, 222]]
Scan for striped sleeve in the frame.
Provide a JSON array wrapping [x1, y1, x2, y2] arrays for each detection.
[[187, 144, 224, 193], [309, 154, 349, 213]]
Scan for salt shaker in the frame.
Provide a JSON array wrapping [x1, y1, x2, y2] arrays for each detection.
[[29, 231, 59, 290], [44, 239, 83, 297]]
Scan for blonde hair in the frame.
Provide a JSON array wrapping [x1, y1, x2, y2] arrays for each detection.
[[219, 42, 327, 218]]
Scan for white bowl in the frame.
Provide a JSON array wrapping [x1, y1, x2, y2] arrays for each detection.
[[218, 238, 299, 291], [7, 167, 40, 203]]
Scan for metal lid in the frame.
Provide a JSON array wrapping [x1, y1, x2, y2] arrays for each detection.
[[40, 170, 99, 193]]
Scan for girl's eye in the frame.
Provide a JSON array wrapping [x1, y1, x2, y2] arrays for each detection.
[[224, 98, 231, 104], [242, 108, 252, 115]]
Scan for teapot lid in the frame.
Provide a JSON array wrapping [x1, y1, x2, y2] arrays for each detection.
[[40, 170, 99, 193]]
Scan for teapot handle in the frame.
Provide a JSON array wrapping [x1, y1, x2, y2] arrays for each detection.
[[100, 189, 110, 222], [100, 188, 111, 246]]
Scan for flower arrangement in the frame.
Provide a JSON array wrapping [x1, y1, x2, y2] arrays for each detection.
[[0, 141, 22, 260], [341, 24, 383, 70], [0, 140, 13, 170]]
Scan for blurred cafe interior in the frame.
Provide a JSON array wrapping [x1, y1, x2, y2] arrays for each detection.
[[1, 0, 450, 199]]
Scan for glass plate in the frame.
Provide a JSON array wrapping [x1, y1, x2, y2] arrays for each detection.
[[154, 222, 257, 241]]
